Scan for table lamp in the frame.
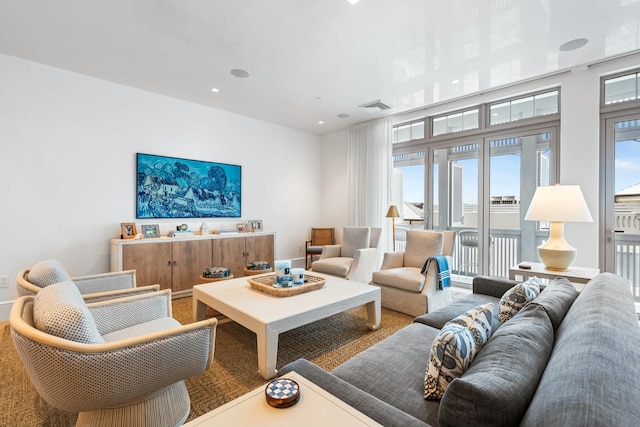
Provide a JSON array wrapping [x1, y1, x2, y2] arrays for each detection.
[[524, 184, 592, 271], [386, 205, 400, 250]]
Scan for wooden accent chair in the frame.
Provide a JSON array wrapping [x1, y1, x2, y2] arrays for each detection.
[[305, 227, 335, 269]]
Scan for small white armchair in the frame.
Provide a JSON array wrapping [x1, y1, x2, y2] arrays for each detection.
[[371, 230, 456, 317], [17, 259, 158, 302], [10, 280, 217, 427], [311, 226, 382, 283]]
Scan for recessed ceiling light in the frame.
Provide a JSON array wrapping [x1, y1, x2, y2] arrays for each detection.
[[230, 69, 250, 78], [318, 121, 325, 125], [559, 38, 588, 52], [347, 0, 360, 4], [211, 87, 220, 93], [337, 113, 350, 119], [451, 79, 460, 84]]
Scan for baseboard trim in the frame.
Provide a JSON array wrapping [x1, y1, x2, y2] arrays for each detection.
[[0, 300, 13, 323]]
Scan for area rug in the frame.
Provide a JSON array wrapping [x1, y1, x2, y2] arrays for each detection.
[[0, 297, 413, 426]]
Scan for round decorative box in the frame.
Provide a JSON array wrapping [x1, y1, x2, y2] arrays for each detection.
[[264, 378, 300, 408], [202, 266, 231, 279], [244, 261, 273, 276]]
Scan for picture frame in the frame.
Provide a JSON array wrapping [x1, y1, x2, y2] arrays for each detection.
[[141, 224, 161, 238], [248, 219, 263, 232], [121, 222, 137, 239], [136, 153, 242, 219], [236, 222, 249, 233]]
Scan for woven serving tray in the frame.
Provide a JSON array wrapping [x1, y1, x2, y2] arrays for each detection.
[[247, 273, 326, 297]]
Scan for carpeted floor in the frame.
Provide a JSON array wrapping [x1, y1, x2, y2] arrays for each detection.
[[0, 297, 413, 426]]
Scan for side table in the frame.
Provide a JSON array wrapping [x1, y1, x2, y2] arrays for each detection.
[[509, 262, 600, 292], [182, 371, 382, 426]]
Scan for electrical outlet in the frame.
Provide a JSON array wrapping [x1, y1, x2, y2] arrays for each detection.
[[0, 275, 8, 288], [298, 245, 302, 253]]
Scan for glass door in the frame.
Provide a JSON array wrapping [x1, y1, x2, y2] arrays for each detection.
[[432, 141, 480, 282], [392, 150, 425, 251], [487, 131, 554, 278], [604, 114, 640, 301]]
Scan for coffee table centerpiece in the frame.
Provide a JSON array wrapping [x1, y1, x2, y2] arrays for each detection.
[[247, 273, 326, 297]]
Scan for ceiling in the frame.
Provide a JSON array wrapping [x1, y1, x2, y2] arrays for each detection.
[[1, 0, 639, 135]]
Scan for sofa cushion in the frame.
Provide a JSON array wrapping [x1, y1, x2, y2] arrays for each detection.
[[526, 277, 578, 330], [341, 227, 370, 258], [439, 303, 554, 427], [404, 231, 444, 269], [414, 293, 502, 335], [424, 303, 493, 400], [333, 322, 442, 426], [311, 257, 352, 277], [33, 281, 104, 344], [27, 259, 72, 288], [372, 267, 424, 292], [498, 277, 541, 323], [521, 273, 640, 427]]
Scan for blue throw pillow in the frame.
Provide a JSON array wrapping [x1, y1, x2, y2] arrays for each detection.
[[424, 303, 493, 400]]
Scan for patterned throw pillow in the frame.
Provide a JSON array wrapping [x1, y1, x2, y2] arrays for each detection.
[[498, 277, 541, 323], [424, 303, 493, 400]]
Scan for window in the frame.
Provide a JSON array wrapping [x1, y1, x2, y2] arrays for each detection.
[[393, 121, 425, 143], [432, 109, 479, 136], [604, 72, 639, 105], [489, 91, 558, 125]]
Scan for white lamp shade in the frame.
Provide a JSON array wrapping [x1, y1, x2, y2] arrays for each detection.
[[524, 185, 593, 223]]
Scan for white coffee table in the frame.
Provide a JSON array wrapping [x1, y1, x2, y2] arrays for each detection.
[[192, 272, 381, 379], [182, 371, 382, 426]]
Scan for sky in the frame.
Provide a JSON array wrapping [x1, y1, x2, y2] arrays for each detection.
[[399, 139, 640, 206]]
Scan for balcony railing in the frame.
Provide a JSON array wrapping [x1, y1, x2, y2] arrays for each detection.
[[394, 225, 640, 301]]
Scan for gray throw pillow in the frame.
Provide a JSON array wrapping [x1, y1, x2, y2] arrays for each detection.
[[526, 277, 578, 330], [439, 304, 554, 427], [34, 280, 104, 344]]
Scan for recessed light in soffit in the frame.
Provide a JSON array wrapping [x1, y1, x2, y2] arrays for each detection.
[[559, 38, 588, 52]]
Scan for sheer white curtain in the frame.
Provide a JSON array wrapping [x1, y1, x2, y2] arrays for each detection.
[[347, 117, 393, 251]]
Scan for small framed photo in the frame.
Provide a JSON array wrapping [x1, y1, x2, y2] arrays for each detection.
[[141, 224, 161, 238], [121, 222, 137, 239], [248, 219, 263, 232], [236, 222, 249, 233]]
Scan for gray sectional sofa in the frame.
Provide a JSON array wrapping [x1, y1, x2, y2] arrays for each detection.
[[280, 273, 640, 426]]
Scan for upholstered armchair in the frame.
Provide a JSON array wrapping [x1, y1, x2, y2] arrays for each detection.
[[311, 226, 382, 283], [370, 230, 456, 317], [17, 259, 158, 302], [10, 281, 217, 427]]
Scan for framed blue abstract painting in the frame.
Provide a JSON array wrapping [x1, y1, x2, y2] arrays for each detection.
[[136, 153, 241, 219]]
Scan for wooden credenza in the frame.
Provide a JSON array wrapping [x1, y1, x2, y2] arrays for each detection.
[[110, 232, 275, 297]]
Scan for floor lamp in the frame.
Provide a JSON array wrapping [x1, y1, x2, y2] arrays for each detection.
[[386, 205, 399, 251]]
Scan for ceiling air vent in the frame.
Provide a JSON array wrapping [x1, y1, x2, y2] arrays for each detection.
[[358, 99, 393, 112]]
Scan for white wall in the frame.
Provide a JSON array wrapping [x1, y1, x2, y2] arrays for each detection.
[[318, 129, 350, 243], [320, 53, 640, 272], [0, 53, 322, 320]]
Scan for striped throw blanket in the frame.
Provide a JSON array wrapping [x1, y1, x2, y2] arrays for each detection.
[[421, 255, 451, 290]]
